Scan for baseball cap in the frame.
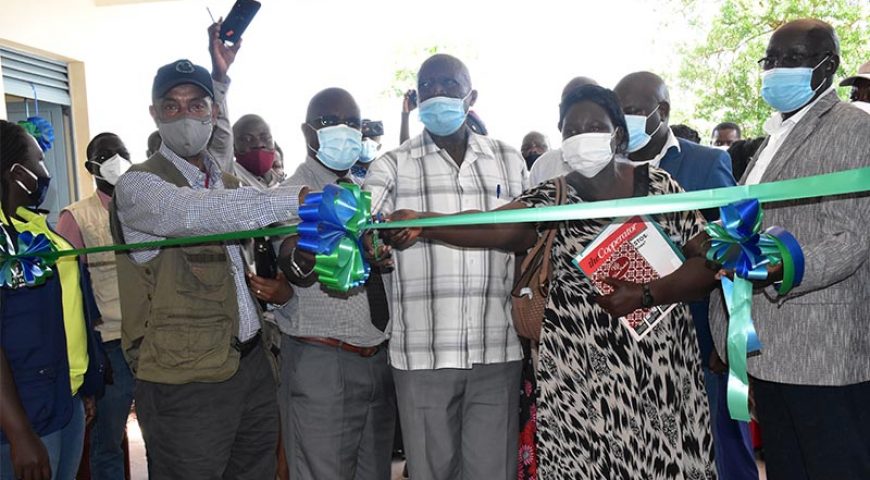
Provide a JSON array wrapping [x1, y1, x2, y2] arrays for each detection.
[[152, 59, 214, 100], [839, 61, 870, 87]]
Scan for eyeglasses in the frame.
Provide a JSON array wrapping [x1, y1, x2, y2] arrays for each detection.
[[757, 52, 831, 70], [309, 115, 361, 130], [92, 150, 130, 162]]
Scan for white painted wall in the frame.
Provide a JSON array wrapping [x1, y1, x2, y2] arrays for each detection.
[[1, 0, 702, 174]]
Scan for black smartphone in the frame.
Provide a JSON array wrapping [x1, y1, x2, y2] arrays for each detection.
[[220, 0, 262, 44], [253, 238, 277, 279], [409, 90, 418, 107]]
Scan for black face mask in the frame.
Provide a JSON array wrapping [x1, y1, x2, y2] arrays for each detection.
[[524, 153, 542, 168], [12, 163, 51, 209]]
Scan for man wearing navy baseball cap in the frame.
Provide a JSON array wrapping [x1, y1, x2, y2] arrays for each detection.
[[109, 24, 309, 479]]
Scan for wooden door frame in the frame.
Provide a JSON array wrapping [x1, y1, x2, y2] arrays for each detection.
[[0, 38, 93, 199]]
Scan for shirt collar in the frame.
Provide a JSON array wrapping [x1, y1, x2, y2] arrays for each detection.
[[159, 143, 221, 188], [637, 130, 681, 168], [764, 86, 836, 135], [302, 156, 362, 186], [412, 130, 495, 163], [0, 206, 49, 236], [96, 190, 112, 210]]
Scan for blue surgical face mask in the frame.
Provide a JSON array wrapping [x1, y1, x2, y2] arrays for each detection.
[[358, 138, 381, 164], [308, 124, 363, 172], [418, 92, 471, 137], [761, 56, 829, 113], [12, 162, 51, 208], [624, 104, 663, 153]]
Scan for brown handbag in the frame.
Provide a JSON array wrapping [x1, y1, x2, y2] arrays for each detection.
[[511, 176, 567, 341]]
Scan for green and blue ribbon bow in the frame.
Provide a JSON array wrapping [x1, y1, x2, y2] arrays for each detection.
[[0, 230, 56, 289], [297, 183, 371, 291], [705, 199, 804, 421], [18, 116, 56, 153]]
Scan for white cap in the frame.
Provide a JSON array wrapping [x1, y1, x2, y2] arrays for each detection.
[[839, 61, 870, 87]]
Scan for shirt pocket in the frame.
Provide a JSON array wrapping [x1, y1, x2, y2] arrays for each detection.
[[15, 365, 60, 426], [143, 311, 233, 371], [175, 245, 232, 302]]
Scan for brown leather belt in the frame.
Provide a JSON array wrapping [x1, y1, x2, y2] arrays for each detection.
[[293, 336, 381, 358]]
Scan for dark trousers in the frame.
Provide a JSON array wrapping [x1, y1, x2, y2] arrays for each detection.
[[753, 378, 870, 480], [704, 369, 758, 480], [136, 341, 279, 480]]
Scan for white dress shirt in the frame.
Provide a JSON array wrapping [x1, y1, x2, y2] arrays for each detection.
[[645, 130, 681, 168], [528, 148, 573, 186], [850, 101, 870, 115], [745, 87, 836, 185]]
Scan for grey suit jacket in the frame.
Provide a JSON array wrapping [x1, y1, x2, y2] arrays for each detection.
[[709, 92, 870, 386]]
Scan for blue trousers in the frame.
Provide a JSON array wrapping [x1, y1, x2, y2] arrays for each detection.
[[89, 340, 135, 480], [704, 369, 758, 480], [1, 396, 86, 480]]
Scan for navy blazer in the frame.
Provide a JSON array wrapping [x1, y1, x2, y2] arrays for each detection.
[[660, 138, 736, 221], [658, 138, 736, 363]]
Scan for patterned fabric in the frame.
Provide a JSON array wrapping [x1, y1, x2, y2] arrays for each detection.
[[114, 144, 302, 341], [518, 340, 539, 480], [516, 167, 716, 478], [364, 131, 528, 370]]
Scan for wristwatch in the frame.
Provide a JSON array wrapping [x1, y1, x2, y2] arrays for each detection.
[[641, 283, 655, 308], [289, 246, 315, 279]]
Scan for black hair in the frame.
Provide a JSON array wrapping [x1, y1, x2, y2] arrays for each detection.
[[713, 122, 741, 137], [1, 120, 32, 175], [727, 137, 765, 181], [671, 124, 701, 143], [559, 84, 628, 152], [86, 132, 119, 160]]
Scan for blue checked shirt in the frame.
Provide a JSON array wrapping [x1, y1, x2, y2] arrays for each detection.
[[114, 144, 304, 341]]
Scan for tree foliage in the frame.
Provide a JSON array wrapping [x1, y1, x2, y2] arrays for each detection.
[[678, 0, 869, 137], [383, 45, 446, 98]]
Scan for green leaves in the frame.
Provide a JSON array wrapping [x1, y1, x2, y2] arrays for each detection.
[[677, 0, 870, 137]]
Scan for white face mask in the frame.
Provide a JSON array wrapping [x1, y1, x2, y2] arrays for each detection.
[[562, 132, 614, 177], [89, 154, 132, 186]]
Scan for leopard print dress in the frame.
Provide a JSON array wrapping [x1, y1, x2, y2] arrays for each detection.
[[516, 167, 716, 479]]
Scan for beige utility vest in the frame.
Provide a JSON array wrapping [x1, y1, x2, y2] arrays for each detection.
[[109, 153, 250, 384], [64, 193, 122, 341]]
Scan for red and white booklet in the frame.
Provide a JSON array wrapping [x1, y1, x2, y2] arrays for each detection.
[[573, 216, 685, 340]]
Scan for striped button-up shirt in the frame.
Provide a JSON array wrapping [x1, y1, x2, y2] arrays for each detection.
[[114, 144, 303, 341], [364, 131, 529, 370]]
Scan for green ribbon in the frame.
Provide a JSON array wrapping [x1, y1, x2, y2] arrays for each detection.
[[373, 167, 870, 229], [2, 166, 869, 290], [722, 276, 754, 421], [3, 225, 298, 263]]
